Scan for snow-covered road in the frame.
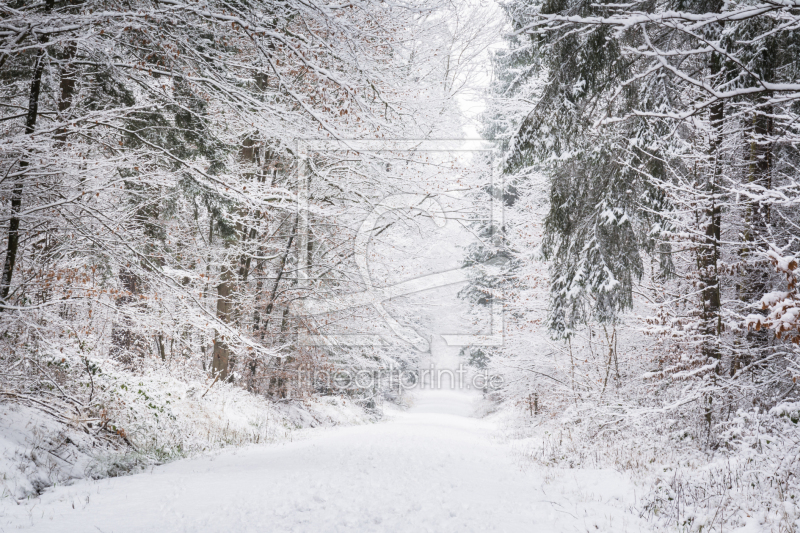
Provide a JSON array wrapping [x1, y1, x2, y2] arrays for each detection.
[[1, 388, 644, 533]]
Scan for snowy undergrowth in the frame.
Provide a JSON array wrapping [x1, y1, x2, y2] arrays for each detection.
[[1, 403, 96, 500], [1, 366, 375, 502], [497, 402, 800, 533]]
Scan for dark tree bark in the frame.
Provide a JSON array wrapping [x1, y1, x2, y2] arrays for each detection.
[[0, 50, 47, 307], [699, 51, 724, 365], [212, 267, 235, 380], [700, 49, 725, 440], [55, 42, 78, 144]]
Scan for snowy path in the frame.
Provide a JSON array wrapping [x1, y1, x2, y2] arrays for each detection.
[[1, 388, 644, 533]]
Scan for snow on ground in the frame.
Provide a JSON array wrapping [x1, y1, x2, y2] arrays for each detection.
[[0, 385, 646, 532]]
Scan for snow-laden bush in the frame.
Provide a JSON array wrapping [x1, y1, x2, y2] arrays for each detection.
[[1, 365, 287, 500], [502, 399, 800, 533]]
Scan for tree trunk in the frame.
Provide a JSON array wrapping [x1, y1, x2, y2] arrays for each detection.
[[0, 50, 47, 307], [699, 51, 724, 365], [701, 47, 725, 442], [55, 42, 77, 144], [212, 267, 234, 380]]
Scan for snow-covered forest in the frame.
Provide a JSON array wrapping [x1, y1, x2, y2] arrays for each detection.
[[1, 0, 799, 531]]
